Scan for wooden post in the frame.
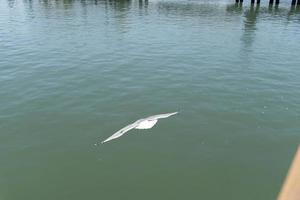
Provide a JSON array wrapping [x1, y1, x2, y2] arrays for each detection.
[[236, 0, 239, 3], [257, 0, 260, 4], [275, 0, 280, 5], [251, 0, 255, 4], [270, 0, 274, 5], [291, 0, 296, 5], [297, 0, 300, 5], [278, 146, 300, 200]]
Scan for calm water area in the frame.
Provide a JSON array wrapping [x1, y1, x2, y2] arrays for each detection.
[[0, 0, 300, 199]]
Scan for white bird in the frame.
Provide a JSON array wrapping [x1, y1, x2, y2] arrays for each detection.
[[101, 112, 178, 144]]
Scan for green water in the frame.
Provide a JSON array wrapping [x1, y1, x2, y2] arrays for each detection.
[[1, 0, 300, 199]]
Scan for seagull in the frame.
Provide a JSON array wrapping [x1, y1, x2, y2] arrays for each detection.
[[101, 112, 178, 144]]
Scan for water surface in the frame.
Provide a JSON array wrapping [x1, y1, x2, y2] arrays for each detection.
[[0, 0, 300, 199]]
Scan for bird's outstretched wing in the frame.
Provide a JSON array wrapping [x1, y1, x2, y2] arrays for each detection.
[[101, 112, 178, 144], [101, 121, 139, 143], [146, 112, 178, 120]]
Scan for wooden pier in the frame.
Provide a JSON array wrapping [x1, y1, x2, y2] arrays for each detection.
[[278, 146, 300, 200], [235, 0, 300, 6]]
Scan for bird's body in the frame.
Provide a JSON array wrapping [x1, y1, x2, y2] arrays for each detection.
[[135, 119, 158, 129], [101, 112, 178, 143]]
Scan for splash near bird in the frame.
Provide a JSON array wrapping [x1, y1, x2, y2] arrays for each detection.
[[101, 112, 178, 144]]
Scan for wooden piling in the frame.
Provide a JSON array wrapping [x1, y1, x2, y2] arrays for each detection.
[[275, 0, 280, 5], [269, 0, 274, 5], [291, 0, 296, 5], [257, 0, 260, 4], [278, 146, 300, 200], [297, 0, 300, 5], [251, 0, 255, 4]]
